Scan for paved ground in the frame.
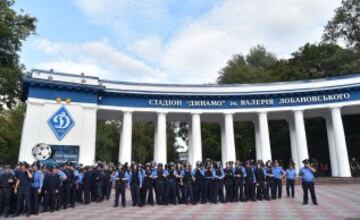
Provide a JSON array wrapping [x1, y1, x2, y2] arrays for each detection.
[[13, 184, 360, 220]]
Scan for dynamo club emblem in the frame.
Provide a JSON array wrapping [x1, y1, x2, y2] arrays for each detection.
[[48, 106, 75, 140]]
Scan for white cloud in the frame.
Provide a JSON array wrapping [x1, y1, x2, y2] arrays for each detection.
[[35, 0, 341, 83]]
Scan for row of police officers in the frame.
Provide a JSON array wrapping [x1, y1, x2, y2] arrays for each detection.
[[0, 159, 318, 218]]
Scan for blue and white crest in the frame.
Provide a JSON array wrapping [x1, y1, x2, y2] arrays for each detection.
[[48, 106, 75, 140]]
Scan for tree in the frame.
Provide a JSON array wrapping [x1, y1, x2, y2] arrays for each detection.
[[0, 0, 36, 111], [95, 120, 120, 162], [323, 0, 360, 48], [0, 104, 25, 164]]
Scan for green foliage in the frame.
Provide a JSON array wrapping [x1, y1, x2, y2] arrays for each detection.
[[0, 104, 25, 164], [95, 120, 120, 162], [323, 0, 360, 47], [0, 0, 36, 111]]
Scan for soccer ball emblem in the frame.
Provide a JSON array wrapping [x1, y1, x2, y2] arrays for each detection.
[[32, 143, 52, 161]]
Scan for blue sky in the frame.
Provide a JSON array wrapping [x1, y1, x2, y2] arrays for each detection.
[[15, 0, 341, 83]]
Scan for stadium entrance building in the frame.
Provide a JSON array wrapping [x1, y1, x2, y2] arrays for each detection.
[[20, 69, 360, 177]]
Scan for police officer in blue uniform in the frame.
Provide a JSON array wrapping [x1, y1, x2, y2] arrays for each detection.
[[13, 162, 33, 217], [193, 161, 204, 204], [62, 162, 76, 208], [223, 162, 234, 203], [285, 161, 296, 198], [300, 159, 318, 205], [129, 163, 143, 207], [175, 163, 183, 204], [272, 160, 285, 199], [233, 160, 245, 202], [181, 162, 194, 205], [244, 160, 256, 202], [255, 161, 266, 201], [212, 162, 225, 204], [153, 163, 168, 205], [0, 165, 16, 217], [166, 162, 178, 205], [203, 162, 214, 203], [113, 164, 129, 207], [141, 163, 154, 206], [31, 163, 43, 215]]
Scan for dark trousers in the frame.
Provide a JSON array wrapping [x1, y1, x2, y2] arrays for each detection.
[[182, 183, 193, 204], [63, 183, 75, 208], [43, 190, 60, 212], [104, 181, 112, 200], [96, 181, 104, 202], [83, 185, 91, 204], [31, 187, 40, 214], [272, 178, 282, 199], [0, 188, 11, 216], [233, 178, 244, 202], [224, 179, 234, 202], [176, 182, 183, 203], [213, 180, 224, 203], [256, 181, 267, 200], [156, 181, 166, 205], [76, 184, 83, 203], [302, 182, 317, 204], [141, 183, 154, 205], [204, 179, 213, 202], [286, 179, 295, 198], [15, 187, 31, 215], [130, 184, 141, 206], [244, 180, 255, 201], [114, 184, 126, 207], [193, 180, 204, 204], [167, 181, 177, 205]]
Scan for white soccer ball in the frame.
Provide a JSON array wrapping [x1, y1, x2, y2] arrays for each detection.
[[32, 143, 52, 161]]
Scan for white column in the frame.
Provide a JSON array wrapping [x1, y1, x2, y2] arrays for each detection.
[[254, 119, 262, 161], [293, 110, 309, 165], [224, 113, 236, 162], [79, 106, 97, 165], [258, 112, 272, 162], [119, 111, 133, 163], [191, 113, 202, 168], [330, 107, 351, 177], [220, 122, 226, 163], [288, 118, 300, 172], [325, 116, 339, 177], [154, 112, 167, 164], [187, 124, 193, 164], [153, 121, 158, 162]]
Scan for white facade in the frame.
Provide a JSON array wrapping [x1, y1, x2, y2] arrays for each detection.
[[19, 69, 360, 177]]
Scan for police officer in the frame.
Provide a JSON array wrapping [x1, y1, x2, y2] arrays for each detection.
[[203, 162, 214, 203], [94, 164, 105, 202], [233, 160, 245, 202], [272, 160, 285, 199], [153, 163, 167, 205], [300, 159, 318, 205], [244, 160, 256, 202], [30, 163, 43, 215], [62, 162, 76, 208], [113, 164, 129, 207], [223, 162, 234, 203], [212, 162, 225, 204], [181, 162, 194, 205], [43, 166, 61, 212], [0, 165, 16, 217], [129, 163, 143, 207], [285, 162, 296, 198], [175, 163, 183, 204], [82, 166, 92, 205], [192, 161, 204, 204], [265, 160, 273, 201], [166, 162, 178, 205], [103, 165, 112, 201], [14, 162, 33, 217], [255, 161, 266, 201], [141, 163, 154, 205]]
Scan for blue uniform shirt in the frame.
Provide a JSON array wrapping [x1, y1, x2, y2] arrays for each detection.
[[112, 170, 129, 182], [300, 167, 314, 182], [32, 170, 44, 189], [128, 171, 143, 185], [272, 166, 285, 179], [212, 169, 224, 179], [286, 168, 296, 180]]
